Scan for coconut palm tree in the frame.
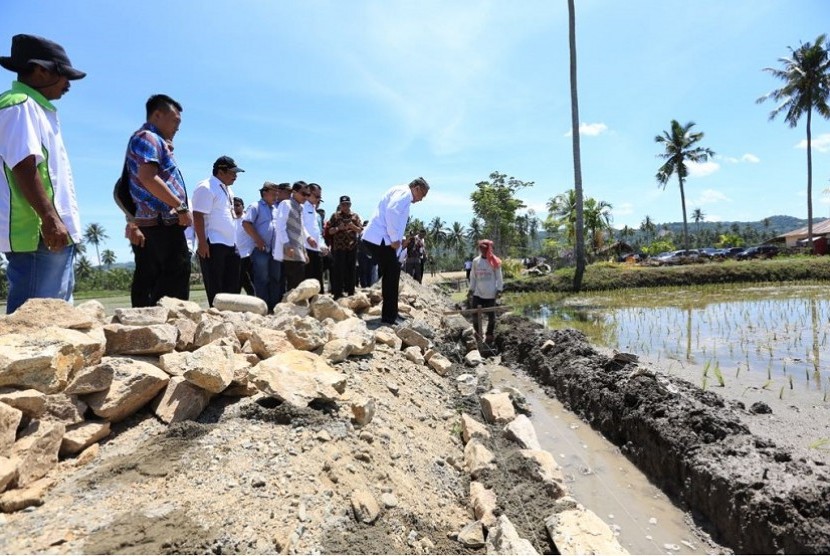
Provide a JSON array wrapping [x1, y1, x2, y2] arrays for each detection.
[[584, 198, 613, 254], [466, 218, 483, 246], [446, 221, 467, 259], [640, 215, 656, 246], [655, 120, 715, 252], [83, 223, 108, 267], [758, 35, 830, 254], [567, 0, 585, 290], [547, 189, 578, 245], [427, 217, 447, 257], [101, 249, 116, 268], [74, 255, 93, 279], [692, 208, 706, 245]]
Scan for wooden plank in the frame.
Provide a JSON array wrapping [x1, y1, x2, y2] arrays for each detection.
[[442, 306, 513, 316]]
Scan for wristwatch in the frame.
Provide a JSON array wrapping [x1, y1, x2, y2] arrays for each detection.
[[175, 203, 189, 214]]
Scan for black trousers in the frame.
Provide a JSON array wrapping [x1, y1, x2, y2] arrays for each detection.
[[239, 256, 254, 295], [131, 224, 191, 308], [331, 249, 357, 299], [305, 250, 324, 293], [283, 260, 306, 292], [199, 242, 241, 307], [472, 295, 496, 337], [363, 239, 400, 323]]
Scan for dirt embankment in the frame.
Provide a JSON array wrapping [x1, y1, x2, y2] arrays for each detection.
[[495, 315, 830, 554]]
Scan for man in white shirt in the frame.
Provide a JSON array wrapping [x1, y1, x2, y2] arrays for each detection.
[[0, 34, 85, 313], [303, 183, 328, 292], [468, 239, 504, 344], [233, 196, 254, 295], [273, 181, 317, 293], [192, 155, 244, 306], [361, 177, 429, 325]]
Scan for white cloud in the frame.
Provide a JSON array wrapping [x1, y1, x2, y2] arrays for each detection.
[[615, 202, 634, 216], [692, 189, 731, 205], [686, 160, 720, 177], [741, 153, 760, 163], [795, 133, 830, 153], [564, 122, 608, 137]]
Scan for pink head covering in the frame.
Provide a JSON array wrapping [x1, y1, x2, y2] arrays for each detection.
[[478, 239, 502, 269]]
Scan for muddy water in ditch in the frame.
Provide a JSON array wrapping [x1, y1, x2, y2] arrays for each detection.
[[489, 365, 721, 555]]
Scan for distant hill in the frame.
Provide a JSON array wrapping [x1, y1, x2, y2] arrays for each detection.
[[615, 215, 821, 244]]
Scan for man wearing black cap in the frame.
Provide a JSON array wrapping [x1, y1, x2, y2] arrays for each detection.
[[192, 156, 244, 306], [124, 93, 191, 307], [327, 195, 363, 299], [243, 181, 282, 311], [0, 34, 85, 313]]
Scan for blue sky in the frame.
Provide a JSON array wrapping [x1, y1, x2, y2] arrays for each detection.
[[2, 0, 829, 263]]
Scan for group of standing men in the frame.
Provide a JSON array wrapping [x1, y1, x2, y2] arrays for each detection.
[[0, 34, 430, 320]]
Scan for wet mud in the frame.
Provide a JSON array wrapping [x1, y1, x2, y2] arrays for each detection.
[[496, 315, 830, 554]]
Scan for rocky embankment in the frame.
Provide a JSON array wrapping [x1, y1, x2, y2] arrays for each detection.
[[1, 278, 626, 554], [496, 316, 830, 554]]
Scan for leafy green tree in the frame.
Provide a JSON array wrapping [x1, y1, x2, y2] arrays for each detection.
[[584, 198, 613, 254], [758, 34, 830, 253], [74, 255, 93, 280], [655, 120, 715, 252], [470, 171, 533, 256], [547, 189, 577, 245], [547, 189, 612, 255], [567, 0, 585, 290], [716, 233, 745, 248], [83, 223, 108, 267], [101, 249, 117, 268], [642, 238, 675, 256]]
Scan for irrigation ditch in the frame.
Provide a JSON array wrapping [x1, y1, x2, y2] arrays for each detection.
[[494, 314, 830, 554]]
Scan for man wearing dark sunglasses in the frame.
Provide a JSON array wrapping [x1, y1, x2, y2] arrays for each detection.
[[0, 35, 85, 313], [273, 181, 318, 293]]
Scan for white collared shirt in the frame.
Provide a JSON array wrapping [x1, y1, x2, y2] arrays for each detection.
[[303, 200, 325, 252], [362, 184, 413, 246], [191, 175, 236, 247], [272, 197, 311, 262], [235, 217, 255, 257]]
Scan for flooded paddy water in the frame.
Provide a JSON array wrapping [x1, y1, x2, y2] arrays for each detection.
[[507, 282, 830, 462]]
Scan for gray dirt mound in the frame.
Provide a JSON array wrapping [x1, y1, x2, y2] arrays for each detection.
[[496, 315, 830, 554]]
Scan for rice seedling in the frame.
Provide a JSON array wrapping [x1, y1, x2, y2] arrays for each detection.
[[789, 374, 794, 389], [809, 438, 830, 451], [713, 361, 725, 387], [779, 386, 785, 400]]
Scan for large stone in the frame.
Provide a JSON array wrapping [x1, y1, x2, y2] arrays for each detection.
[[0, 329, 94, 394], [113, 306, 170, 326], [59, 421, 111, 456], [457, 521, 486, 548], [464, 350, 484, 366], [5, 298, 94, 331], [545, 501, 628, 555], [285, 279, 321, 304], [192, 318, 237, 349], [350, 489, 381, 524], [181, 345, 235, 393], [11, 420, 65, 487], [46, 327, 105, 368], [157, 297, 203, 322], [249, 328, 294, 359], [469, 481, 497, 527], [214, 293, 268, 315], [42, 394, 86, 425], [310, 296, 351, 321], [103, 324, 177, 356], [374, 329, 402, 351], [0, 456, 16, 493], [219, 311, 267, 344], [321, 339, 354, 364], [460, 413, 490, 445], [481, 392, 516, 424], [403, 346, 424, 365], [0, 476, 52, 512], [328, 317, 375, 356], [171, 318, 197, 351], [284, 317, 329, 351], [517, 450, 567, 496], [463, 439, 496, 478], [427, 353, 452, 376], [0, 389, 46, 419], [442, 313, 474, 340], [504, 414, 541, 451], [337, 292, 371, 313], [351, 398, 376, 427], [396, 327, 430, 353], [248, 350, 346, 407], [151, 376, 213, 424], [83, 357, 169, 422], [64, 363, 114, 395], [1, 402, 23, 457], [75, 300, 107, 325], [486, 515, 539, 555]]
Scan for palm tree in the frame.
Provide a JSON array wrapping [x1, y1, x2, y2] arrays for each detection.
[[427, 217, 447, 257], [83, 223, 108, 267], [74, 255, 93, 279], [584, 198, 613, 253], [640, 215, 656, 246], [446, 221, 467, 259], [758, 35, 830, 254], [547, 189, 578, 245], [466, 218, 483, 246], [655, 120, 715, 251], [567, 0, 585, 290], [692, 208, 706, 245], [101, 249, 116, 268], [527, 209, 540, 253]]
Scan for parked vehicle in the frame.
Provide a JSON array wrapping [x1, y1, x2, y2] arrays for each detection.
[[736, 245, 780, 260], [655, 249, 705, 265], [713, 247, 745, 258]]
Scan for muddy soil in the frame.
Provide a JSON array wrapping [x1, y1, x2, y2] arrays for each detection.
[[496, 315, 830, 554]]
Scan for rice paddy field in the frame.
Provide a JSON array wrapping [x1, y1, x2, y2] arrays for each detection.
[[507, 282, 830, 457]]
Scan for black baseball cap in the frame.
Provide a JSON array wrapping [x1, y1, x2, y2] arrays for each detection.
[[213, 156, 244, 172], [339, 195, 351, 204]]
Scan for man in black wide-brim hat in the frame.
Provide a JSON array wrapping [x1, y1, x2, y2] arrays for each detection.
[[0, 34, 86, 313]]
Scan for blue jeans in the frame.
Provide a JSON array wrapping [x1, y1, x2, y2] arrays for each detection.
[[5, 240, 75, 314], [251, 248, 282, 312]]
